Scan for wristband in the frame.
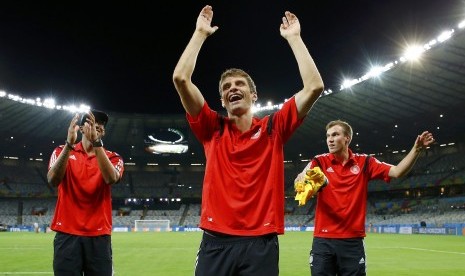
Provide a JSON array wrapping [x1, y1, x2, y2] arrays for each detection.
[[92, 138, 104, 148], [65, 140, 75, 150]]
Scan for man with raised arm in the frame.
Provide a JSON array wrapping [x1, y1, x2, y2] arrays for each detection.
[[173, 5, 324, 275], [295, 120, 435, 276]]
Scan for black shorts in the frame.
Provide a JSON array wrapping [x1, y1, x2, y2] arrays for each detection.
[[310, 237, 366, 276], [53, 232, 113, 276], [195, 231, 279, 276]]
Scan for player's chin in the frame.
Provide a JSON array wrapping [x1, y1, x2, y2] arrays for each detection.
[[228, 104, 248, 114], [328, 147, 338, 154]]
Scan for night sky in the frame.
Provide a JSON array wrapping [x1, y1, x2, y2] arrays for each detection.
[[0, 1, 463, 115]]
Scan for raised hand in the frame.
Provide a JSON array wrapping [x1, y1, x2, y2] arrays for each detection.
[[80, 112, 99, 142], [196, 5, 219, 37], [415, 131, 435, 152], [67, 114, 80, 145], [280, 11, 300, 39]]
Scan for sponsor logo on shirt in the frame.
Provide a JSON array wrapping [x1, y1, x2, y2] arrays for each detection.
[[350, 165, 360, 174], [326, 167, 334, 173], [69, 155, 77, 160]]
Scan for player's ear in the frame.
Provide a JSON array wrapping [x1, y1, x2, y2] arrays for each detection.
[[252, 92, 258, 102], [346, 135, 351, 145]]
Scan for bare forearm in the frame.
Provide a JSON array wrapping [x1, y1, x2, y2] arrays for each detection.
[[173, 31, 208, 115], [95, 148, 120, 185], [389, 131, 434, 178], [288, 36, 324, 117], [47, 147, 71, 186], [173, 31, 208, 84], [289, 37, 323, 91], [389, 146, 421, 178]]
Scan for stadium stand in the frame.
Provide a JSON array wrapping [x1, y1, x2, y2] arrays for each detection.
[[1, 139, 464, 231]]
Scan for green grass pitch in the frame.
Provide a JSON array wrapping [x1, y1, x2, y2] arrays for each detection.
[[0, 231, 464, 275]]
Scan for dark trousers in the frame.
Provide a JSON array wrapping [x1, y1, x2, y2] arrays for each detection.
[[53, 232, 113, 276], [310, 237, 366, 276], [195, 231, 279, 276]]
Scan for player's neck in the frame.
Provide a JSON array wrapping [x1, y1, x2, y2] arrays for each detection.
[[81, 138, 96, 156], [333, 150, 350, 165], [228, 112, 253, 133]]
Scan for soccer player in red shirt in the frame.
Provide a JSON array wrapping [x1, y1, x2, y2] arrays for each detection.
[[47, 110, 124, 276], [173, 5, 324, 276], [295, 120, 434, 276]]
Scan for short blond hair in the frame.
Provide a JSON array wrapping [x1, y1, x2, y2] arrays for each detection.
[[326, 120, 353, 142]]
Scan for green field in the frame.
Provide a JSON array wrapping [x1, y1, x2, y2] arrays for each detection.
[[0, 231, 464, 275]]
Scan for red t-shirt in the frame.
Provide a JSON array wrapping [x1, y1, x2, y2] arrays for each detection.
[[187, 97, 303, 236], [48, 142, 124, 236], [311, 150, 392, 238]]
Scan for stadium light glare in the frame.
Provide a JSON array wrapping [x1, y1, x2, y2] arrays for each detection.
[[459, 20, 465, 29], [25, 99, 36, 105], [146, 144, 188, 154], [437, 29, 453, 42], [365, 66, 384, 78], [2, 12, 465, 116], [402, 45, 424, 61], [426, 39, 437, 48], [43, 98, 56, 109], [341, 78, 361, 90]]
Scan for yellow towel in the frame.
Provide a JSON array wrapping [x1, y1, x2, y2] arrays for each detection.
[[294, 167, 328, 206]]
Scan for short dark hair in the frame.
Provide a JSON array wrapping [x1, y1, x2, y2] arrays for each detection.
[[92, 110, 109, 126], [218, 68, 257, 95]]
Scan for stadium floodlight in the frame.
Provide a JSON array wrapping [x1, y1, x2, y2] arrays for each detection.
[[437, 30, 453, 43], [402, 45, 424, 61], [459, 20, 465, 29]]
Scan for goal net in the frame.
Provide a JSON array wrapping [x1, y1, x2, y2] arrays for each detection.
[[134, 219, 171, 232]]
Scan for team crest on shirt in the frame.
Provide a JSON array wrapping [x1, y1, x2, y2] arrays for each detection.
[[251, 128, 261, 139], [350, 165, 361, 174]]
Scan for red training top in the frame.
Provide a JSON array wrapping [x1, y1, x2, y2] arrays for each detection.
[[188, 97, 303, 236], [311, 150, 392, 238], [48, 141, 124, 236]]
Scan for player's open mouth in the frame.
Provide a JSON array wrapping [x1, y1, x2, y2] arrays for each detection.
[[228, 94, 242, 103]]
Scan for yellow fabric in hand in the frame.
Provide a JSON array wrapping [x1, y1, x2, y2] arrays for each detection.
[[294, 167, 327, 206]]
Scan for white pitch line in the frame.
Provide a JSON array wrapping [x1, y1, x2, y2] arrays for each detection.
[[0, 247, 47, 250], [399, 247, 465, 255], [0, 272, 53, 275]]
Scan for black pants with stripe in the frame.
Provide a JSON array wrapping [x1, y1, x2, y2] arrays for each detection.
[[310, 237, 366, 276], [195, 231, 279, 276]]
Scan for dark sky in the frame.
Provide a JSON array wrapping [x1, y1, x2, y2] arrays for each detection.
[[0, 1, 463, 115]]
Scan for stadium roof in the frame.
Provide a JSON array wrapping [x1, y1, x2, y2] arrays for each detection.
[[1, 27, 465, 166]]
